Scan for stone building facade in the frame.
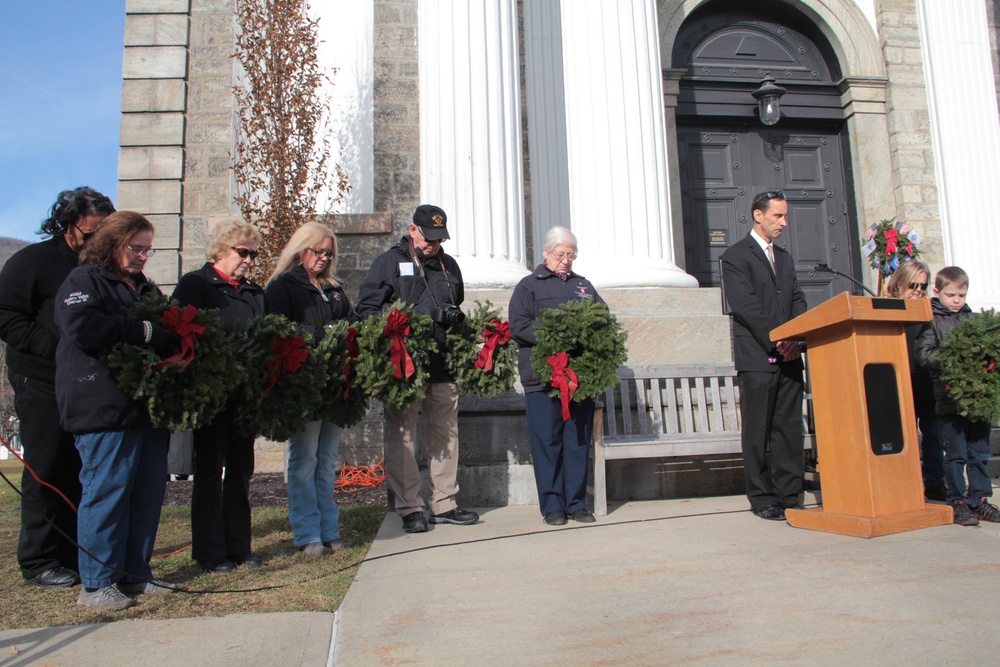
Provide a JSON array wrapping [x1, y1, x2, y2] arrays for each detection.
[[117, 0, 1000, 504]]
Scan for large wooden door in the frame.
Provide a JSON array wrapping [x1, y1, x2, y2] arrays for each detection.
[[678, 122, 857, 307]]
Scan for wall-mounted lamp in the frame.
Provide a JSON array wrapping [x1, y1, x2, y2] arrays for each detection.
[[752, 76, 786, 126]]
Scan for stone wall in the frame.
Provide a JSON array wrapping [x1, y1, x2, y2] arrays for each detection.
[[877, 0, 943, 270]]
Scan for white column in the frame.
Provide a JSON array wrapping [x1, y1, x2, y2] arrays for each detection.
[[918, 0, 1000, 310], [525, 0, 697, 288], [419, 0, 528, 287]]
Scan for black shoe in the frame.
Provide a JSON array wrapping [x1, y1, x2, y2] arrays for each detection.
[[784, 502, 806, 511], [569, 509, 596, 523], [543, 511, 567, 526], [23, 566, 80, 589], [951, 500, 979, 526], [200, 560, 236, 573], [428, 507, 479, 525], [970, 498, 1000, 523], [231, 555, 263, 568], [924, 482, 948, 502], [753, 505, 786, 521], [402, 511, 428, 533]]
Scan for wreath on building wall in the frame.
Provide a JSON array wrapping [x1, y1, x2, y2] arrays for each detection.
[[445, 300, 518, 398], [234, 314, 326, 441], [530, 299, 628, 420], [861, 218, 921, 294], [939, 309, 1000, 423], [354, 302, 436, 411], [312, 320, 371, 429], [102, 292, 245, 431]]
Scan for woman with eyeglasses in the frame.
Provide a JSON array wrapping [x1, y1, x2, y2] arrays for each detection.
[[0, 187, 113, 592], [54, 211, 181, 610], [265, 222, 354, 556], [172, 218, 266, 573], [509, 226, 606, 526], [887, 260, 945, 501]]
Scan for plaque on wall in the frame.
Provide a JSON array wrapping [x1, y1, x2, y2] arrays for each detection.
[[708, 230, 728, 246]]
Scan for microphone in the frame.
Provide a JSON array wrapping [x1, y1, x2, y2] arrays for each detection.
[[813, 263, 877, 297]]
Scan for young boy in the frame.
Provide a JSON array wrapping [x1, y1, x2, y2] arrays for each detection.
[[914, 266, 997, 526]]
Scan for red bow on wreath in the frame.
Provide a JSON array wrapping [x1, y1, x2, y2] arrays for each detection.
[[884, 228, 899, 256], [547, 352, 578, 422], [341, 326, 360, 399], [474, 319, 511, 373], [383, 308, 415, 379], [265, 334, 308, 392], [153, 305, 206, 370], [986, 358, 997, 373]]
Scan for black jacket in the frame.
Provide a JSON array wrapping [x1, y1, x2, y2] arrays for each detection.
[[914, 297, 974, 417], [355, 235, 464, 383], [508, 264, 604, 394], [720, 233, 808, 372], [54, 264, 158, 434], [0, 236, 80, 383], [265, 264, 355, 339], [171, 262, 265, 333]]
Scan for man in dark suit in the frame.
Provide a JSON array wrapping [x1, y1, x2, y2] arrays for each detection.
[[720, 191, 808, 521]]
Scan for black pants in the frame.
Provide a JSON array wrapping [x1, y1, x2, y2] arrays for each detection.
[[8, 369, 82, 578], [190, 407, 254, 564], [738, 366, 805, 511]]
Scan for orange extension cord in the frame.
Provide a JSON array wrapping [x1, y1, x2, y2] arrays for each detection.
[[334, 458, 386, 493]]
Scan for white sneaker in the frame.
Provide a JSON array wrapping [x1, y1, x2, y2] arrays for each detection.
[[77, 586, 136, 611]]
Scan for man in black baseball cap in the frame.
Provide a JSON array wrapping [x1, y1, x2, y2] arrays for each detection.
[[412, 204, 450, 241], [355, 204, 479, 534]]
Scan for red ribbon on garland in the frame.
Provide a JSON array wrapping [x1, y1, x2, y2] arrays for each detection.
[[473, 319, 511, 373], [265, 334, 308, 392], [884, 228, 899, 255], [547, 352, 578, 421], [383, 309, 415, 379], [153, 305, 206, 370], [986, 358, 997, 373], [341, 326, 360, 399]]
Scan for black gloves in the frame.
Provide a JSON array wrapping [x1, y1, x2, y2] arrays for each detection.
[[150, 322, 182, 357]]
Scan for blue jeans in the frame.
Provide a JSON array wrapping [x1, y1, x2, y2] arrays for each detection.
[[938, 415, 992, 505], [918, 414, 945, 486], [287, 420, 341, 547], [75, 426, 168, 588]]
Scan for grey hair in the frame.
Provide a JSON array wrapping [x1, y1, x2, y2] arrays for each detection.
[[206, 217, 262, 261], [542, 226, 578, 254]]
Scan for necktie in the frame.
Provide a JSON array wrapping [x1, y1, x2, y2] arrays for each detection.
[[766, 244, 775, 272]]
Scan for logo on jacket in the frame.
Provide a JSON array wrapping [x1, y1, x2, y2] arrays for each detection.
[[574, 284, 592, 300], [63, 291, 90, 306]]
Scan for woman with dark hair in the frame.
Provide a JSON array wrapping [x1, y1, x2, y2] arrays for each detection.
[[0, 186, 114, 590], [266, 222, 353, 556], [887, 260, 946, 501], [55, 211, 179, 611], [172, 218, 266, 573], [509, 226, 606, 526]]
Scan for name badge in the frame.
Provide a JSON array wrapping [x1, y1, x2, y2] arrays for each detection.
[[399, 262, 414, 277]]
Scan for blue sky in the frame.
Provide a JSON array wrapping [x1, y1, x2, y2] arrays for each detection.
[[0, 1, 124, 242]]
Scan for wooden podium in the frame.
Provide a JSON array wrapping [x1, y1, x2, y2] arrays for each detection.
[[771, 293, 953, 538]]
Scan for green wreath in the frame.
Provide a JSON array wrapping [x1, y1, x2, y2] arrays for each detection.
[[530, 299, 628, 402], [312, 320, 371, 428], [101, 291, 245, 431], [234, 313, 326, 441], [863, 218, 921, 276], [939, 309, 1000, 423], [445, 300, 518, 398], [354, 301, 436, 411]]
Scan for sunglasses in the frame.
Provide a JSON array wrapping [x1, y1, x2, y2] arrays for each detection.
[[231, 247, 259, 261], [908, 282, 928, 291], [73, 224, 97, 241], [752, 190, 786, 211], [308, 247, 335, 260]]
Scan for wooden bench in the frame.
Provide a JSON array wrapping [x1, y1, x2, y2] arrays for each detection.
[[591, 364, 814, 515]]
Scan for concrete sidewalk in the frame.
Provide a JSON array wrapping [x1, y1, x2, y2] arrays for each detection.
[[3, 493, 1000, 665]]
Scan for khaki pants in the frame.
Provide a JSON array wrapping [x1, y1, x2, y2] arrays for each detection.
[[383, 382, 460, 516]]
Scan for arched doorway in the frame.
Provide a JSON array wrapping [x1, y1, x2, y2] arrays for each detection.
[[672, 4, 859, 306]]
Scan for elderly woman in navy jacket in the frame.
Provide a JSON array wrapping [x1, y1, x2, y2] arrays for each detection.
[[509, 226, 605, 526], [265, 222, 354, 556], [55, 211, 178, 611], [172, 218, 265, 573]]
